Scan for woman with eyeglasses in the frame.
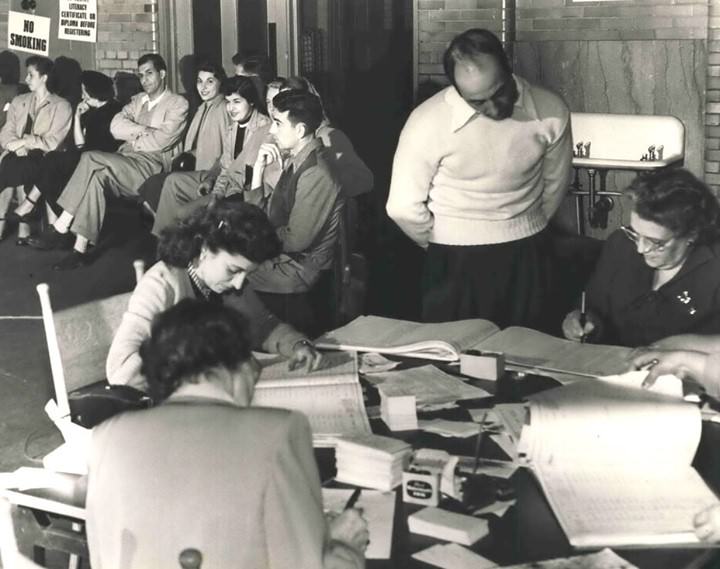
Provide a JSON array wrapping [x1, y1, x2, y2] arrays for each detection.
[[562, 167, 720, 347]]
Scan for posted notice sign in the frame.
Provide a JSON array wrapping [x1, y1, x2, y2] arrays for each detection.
[[8, 11, 51, 56], [59, 0, 97, 43]]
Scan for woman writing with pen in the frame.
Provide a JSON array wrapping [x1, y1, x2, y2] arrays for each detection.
[[562, 168, 720, 347]]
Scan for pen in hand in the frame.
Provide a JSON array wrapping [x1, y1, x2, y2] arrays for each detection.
[[579, 291, 587, 344], [344, 488, 362, 510]]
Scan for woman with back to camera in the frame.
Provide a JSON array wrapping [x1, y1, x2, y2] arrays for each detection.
[[562, 167, 720, 347], [107, 197, 321, 392], [11, 70, 122, 243], [90, 299, 368, 569]]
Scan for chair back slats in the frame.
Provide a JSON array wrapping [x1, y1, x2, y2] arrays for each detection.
[[52, 292, 131, 393]]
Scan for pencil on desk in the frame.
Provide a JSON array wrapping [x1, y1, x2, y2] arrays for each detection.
[[473, 411, 490, 474], [344, 488, 362, 510]]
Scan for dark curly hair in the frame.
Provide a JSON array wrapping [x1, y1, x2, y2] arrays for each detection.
[[157, 197, 281, 267], [222, 75, 261, 111], [140, 299, 252, 402], [628, 168, 720, 245]]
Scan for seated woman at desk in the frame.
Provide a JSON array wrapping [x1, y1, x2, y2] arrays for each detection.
[[88, 299, 369, 568], [562, 168, 720, 347], [106, 197, 322, 391]]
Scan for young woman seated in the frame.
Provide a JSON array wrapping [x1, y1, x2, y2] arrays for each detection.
[[106, 197, 321, 391]]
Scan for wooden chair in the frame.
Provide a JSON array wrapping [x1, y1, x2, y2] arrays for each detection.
[[331, 201, 367, 328], [36, 260, 149, 426]]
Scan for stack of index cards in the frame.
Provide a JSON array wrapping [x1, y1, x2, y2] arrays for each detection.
[[335, 434, 413, 491]]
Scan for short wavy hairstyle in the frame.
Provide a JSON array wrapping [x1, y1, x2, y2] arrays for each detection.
[[222, 74, 261, 110], [157, 197, 281, 267], [627, 167, 720, 245], [25, 55, 53, 78], [140, 299, 252, 402], [138, 53, 167, 73], [195, 59, 227, 84]]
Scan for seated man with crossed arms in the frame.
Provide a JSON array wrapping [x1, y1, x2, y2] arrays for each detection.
[[29, 53, 188, 270]]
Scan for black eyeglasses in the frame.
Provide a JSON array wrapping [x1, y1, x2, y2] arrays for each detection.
[[620, 225, 674, 253]]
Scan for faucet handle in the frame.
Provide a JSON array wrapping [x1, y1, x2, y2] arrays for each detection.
[[583, 142, 591, 158], [575, 141, 584, 157], [648, 145, 656, 161], [657, 145, 664, 160]]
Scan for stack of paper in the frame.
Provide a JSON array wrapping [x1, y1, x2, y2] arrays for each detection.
[[408, 506, 489, 546], [335, 434, 412, 491]]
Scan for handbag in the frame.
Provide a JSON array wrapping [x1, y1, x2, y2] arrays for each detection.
[[171, 151, 196, 172], [68, 381, 153, 428]]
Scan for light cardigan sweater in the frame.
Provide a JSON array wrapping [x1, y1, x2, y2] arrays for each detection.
[[106, 261, 304, 390], [386, 75, 572, 248]]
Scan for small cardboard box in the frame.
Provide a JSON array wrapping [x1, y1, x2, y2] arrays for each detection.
[[460, 350, 505, 381]]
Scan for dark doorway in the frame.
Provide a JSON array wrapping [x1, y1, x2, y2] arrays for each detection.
[[238, 0, 269, 62], [193, 0, 223, 63]]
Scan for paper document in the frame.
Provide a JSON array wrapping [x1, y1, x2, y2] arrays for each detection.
[[316, 316, 500, 361], [252, 352, 371, 445], [476, 327, 633, 379], [368, 365, 491, 407], [520, 380, 718, 548], [322, 489, 396, 559], [599, 370, 683, 398], [418, 419, 479, 438], [412, 543, 497, 569], [502, 548, 638, 569]]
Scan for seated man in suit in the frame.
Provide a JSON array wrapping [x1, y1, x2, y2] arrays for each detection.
[[86, 298, 368, 569], [247, 89, 344, 336], [29, 53, 188, 270]]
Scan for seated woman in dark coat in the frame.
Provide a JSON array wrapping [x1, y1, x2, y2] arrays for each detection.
[[11, 70, 122, 236], [562, 168, 720, 347]]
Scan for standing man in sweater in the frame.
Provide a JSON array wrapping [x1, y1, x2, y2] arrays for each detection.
[[386, 28, 572, 329], [29, 53, 188, 269]]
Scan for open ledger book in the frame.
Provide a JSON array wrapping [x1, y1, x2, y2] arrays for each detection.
[[520, 380, 719, 548], [316, 316, 632, 378], [251, 351, 371, 447]]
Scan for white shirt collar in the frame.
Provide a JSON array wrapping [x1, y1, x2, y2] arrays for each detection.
[[141, 88, 167, 111], [445, 74, 526, 132]]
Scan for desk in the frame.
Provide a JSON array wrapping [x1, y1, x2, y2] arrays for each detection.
[[6, 372, 720, 569]]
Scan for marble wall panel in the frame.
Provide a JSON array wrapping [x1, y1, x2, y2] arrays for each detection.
[[515, 39, 706, 238]]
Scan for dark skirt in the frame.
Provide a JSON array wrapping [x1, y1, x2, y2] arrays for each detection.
[[421, 229, 557, 332], [0, 150, 45, 190]]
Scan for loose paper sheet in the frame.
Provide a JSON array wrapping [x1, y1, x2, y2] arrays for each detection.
[[412, 543, 497, 569], [322, 489, 395, 559], [502, 548, 638, 569]]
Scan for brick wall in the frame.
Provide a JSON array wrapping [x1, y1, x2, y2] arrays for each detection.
[[94, 0, 157, 76], [705, 0, 720, 187], [0, 1, 157, 79], [517, 1, 707, 42], [417, 0, 503, 86]]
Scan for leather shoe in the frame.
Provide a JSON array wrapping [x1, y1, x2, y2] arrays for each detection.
[[16, 236, 30, 246], [27, 226, 74, 250], [52, 250, 89, 271]]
